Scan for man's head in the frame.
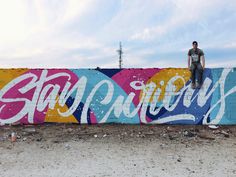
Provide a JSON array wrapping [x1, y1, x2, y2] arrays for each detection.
[[192, 41, 198, 50]]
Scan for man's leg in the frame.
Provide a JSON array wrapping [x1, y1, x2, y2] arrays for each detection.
[[190, 64, 196, 88], [196, 63, 203, 88]]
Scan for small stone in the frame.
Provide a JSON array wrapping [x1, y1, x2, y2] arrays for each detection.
[[144, 131, 154, 135], [0, 136, 5, 141], [36, 137, 42, 142], [198, 133, 215, 140], [11, 132, 17, 142], [65, 144, 71, 149], [53, 140, 59, 143], [121, 132, 127, 136], [169, 134, 177, 140], [23, 128, 36, 133], [185, 144, 190, 148], [160, 144, 168, 148], [140, 134, 146, 138], [220, 130, 229, 138], [166, 126, 177, 132], [67, 128, 73, 133], [213, 130, 221, 134], [94, 134, 98, 138], [162, 133, 167, 137], [183, 130, 195, 137], [7, 145, 12, 150], [199, 159, 203, 164]]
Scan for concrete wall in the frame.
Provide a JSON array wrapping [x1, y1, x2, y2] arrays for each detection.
[[0, 68, 235, 125]]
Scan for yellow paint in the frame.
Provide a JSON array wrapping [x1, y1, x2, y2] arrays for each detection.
[[45, 97, 78, 123], [0, 69, 28, 89], [140, 68, 191, 102]]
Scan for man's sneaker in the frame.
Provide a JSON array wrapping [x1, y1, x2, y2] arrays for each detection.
[[191, 83, 196, 89]]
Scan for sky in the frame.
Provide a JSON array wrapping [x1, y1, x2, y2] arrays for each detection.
[[0, 0, 236, 68]]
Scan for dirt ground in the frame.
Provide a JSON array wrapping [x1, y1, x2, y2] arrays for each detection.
[[0, 124, 236, 177]]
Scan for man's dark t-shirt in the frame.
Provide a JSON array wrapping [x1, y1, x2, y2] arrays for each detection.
[[188, 48, 204, 63]]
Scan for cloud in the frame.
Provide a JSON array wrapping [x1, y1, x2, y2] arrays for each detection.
[[129, 0, 224, 42], [0, 0, 236, 68], [0, 0, 105, 65]]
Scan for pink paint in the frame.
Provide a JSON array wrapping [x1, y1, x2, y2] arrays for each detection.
[[89, 111, 97, 124], [112, 68, 162, 123], [0, 69, 79, 124]]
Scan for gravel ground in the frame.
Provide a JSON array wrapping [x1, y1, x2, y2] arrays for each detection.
[[0, 124, 236, 177]]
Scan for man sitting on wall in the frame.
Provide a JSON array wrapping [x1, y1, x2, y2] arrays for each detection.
[[188, 41, 205, 89]]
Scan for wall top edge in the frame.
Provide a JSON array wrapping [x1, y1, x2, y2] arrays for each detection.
[[0, 67, 234, 70]]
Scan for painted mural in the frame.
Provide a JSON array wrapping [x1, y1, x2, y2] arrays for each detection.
[[0, 68, 236, 125]]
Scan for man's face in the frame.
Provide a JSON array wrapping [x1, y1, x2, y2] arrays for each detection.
[[192, 43, 198, 50]]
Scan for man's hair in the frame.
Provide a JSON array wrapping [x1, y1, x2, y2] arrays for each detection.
[[192, 41, 198, 45]]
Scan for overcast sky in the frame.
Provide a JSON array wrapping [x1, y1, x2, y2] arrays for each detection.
[[0, 0, 236, 68]]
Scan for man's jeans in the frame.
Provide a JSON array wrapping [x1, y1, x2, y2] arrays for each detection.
[[190, 63, 203, 84]]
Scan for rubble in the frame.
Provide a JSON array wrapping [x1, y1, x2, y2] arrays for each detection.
[[0, 124, 235, 145], [11, 132, 17, 142], [0, 124, 235, 177], [67, 128, 73, 133], [0, 136, 6, 141], [177, 157, 182, 162], [198, 133, 215, 140], [65, 144, 71, 150], [23, 127, 36, 134], [183, 130, 196, 137], [220, 130, 230, 138], [144, 131, 154, 135]]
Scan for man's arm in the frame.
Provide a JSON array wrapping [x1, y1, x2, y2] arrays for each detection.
[[187, 49, 191, 70], [188, 55, 191, 70], [201, 55, 205, 69]]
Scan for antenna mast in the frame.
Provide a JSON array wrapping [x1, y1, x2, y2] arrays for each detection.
[[117, 42, 123, 68]]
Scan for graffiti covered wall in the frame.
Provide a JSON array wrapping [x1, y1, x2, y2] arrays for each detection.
[[0, 68, 236, 125]]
